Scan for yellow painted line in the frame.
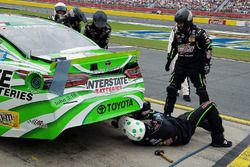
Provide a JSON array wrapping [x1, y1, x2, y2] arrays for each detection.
[[0, 0, 237, 26], [144, 97, 250, 126], [227, 145, 250, 167], [31, 156, 39, 162]]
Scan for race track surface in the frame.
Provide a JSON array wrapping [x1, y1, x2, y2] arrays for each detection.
[[0, 3, 249, 167], [1, 3, 250, 120], [109, 45, 250, 120]]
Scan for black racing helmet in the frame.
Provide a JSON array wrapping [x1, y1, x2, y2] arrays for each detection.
[[72, 7, 87, 23], [93, 11, 107, 28], [175, 8, 193, 28]]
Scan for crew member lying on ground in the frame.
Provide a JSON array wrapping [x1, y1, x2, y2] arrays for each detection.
[[113, 101, 232, 147]]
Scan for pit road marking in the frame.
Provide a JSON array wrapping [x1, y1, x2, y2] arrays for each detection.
[[227, 145, 250, 167], [145, 97, 250, 126]]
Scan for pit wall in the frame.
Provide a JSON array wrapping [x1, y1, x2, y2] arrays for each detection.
[[0, 0, 249, 27]]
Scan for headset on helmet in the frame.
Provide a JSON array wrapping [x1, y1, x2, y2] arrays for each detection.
[[119, 116, 146, 141], [93, 11, 107, 28], [174, 8, 193, 30], [54, 2, 67, 14]]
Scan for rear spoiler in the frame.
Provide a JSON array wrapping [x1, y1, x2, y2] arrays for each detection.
[[50, 50, 141, 70], [48, 50, 140, 95]]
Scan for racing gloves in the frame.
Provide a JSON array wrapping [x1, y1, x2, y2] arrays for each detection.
[[165, 54, 172, 72], [204, 49, 212, 75], [165, 61, 171, 72], [204, 63, 211, 74]]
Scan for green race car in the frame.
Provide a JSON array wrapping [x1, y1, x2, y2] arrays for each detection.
[[0, 14, 144, 139]]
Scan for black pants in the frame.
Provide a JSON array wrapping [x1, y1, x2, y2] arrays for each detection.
[[165, 72, 209, 115], [179, 101, 225, 143]]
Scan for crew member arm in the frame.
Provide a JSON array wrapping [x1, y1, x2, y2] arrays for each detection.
[[167, 31, 178, 65], [83, 24, 92, 38], [196, 29, 212, 64]]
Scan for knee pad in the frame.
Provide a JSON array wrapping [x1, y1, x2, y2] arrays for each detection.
[[167, 85, 178, 97]]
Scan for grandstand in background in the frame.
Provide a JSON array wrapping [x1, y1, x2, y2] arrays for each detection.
[[32, 0, 250, 18]]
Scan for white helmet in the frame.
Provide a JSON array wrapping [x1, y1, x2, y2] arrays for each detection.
[[54, 2, 67, 14], [118, 116, 146, 141]]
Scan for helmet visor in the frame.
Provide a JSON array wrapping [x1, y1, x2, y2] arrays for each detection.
[[55, 6, 67, 13]]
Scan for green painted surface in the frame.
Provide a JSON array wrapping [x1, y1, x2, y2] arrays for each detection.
[[0, 12, 145, 139], [0, 8, 249, 61]]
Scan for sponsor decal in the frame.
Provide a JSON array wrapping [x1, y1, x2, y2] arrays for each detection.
[[112, 30, 250, 51], [105, 60, 112, 66], [208, 18, 226, 25], [178, 44, 195, 55], [0, 110, 19, 128], [51, 92, 78, 106], [97, 105, 106, 114], [96, 99, 133, 114], [0, 69, 33, 101], [84, 76, 129, 93], [27, 119, 48, 128], [201, 101, 213, 109], [0, 50, 7, 61]]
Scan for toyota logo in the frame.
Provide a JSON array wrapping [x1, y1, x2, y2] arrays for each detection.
[[105, 60, 111, 66], [97, 105, 106, 114]]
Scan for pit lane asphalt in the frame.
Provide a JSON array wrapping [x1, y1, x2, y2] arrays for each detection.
[[109, 45, 250, 121], [0, 4, 249, 167], [1, 3, 250, 120], [0, 103, 249, 167]]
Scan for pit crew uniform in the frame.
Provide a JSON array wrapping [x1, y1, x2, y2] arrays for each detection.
[[168, 28, 191, 100], [164, 23, 212, 116], [84, 23, 111, 49], [132, 101, 231, 147]]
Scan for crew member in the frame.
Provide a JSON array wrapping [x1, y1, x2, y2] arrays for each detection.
[[117, 101, 232, 147], [63, 7, 87, 32], [84, 11, 111, 49], [48, 2, 67, 23], [164, 8, 212, 116], [168, 27, 191, 102]]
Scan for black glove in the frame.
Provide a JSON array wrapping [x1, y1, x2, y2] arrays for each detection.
[[165, 61, 171, 72], [204, 63, 211, 74]]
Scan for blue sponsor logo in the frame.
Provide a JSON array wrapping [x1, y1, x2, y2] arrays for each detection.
[[112, 30, 250, 51], [0, 50, 7, 61]]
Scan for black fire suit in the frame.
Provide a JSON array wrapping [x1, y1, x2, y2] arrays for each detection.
[[62, 16, 82, 32], [84, 22, 111, 49], [164, 24, 212, 116], [135, 101, 225, 146]]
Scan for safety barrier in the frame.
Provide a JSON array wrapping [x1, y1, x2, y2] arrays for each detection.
[[1, 0, 249, 27], [35, 0, 250, 19]]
